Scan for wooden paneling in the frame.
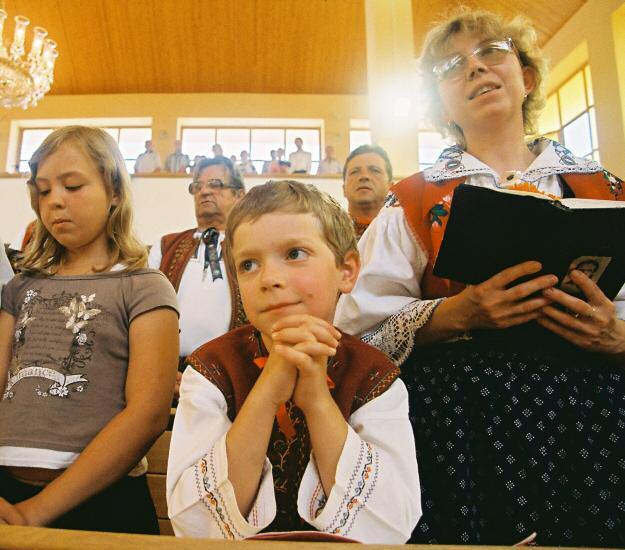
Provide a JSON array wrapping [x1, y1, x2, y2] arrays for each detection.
[[3, 0, 367, 95], [2, 1, 587, 95], [412, 0, 588, 57], [147, 473, 167, 518], [147, 430, 172, 534], [158, 519, 175, 536], [146, 430, 171, 474]]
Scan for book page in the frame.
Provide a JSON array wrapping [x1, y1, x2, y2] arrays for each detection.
[[560, 198, 625, 209], [483, 187, 624, 209], [492, 187, 552, 200]]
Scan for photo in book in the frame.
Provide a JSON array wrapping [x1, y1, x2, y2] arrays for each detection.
[[433, 184, 625, 300]]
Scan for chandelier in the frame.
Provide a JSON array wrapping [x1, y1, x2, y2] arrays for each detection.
[[0, 9, 57, 109]]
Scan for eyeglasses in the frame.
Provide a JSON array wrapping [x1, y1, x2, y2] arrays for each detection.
[[188, 179, 235, 194], [432, 38, 515, 81]]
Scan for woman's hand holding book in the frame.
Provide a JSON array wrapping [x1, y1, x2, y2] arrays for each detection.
[[539, 270, 625, 358]]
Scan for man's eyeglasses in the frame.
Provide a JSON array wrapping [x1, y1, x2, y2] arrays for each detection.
[[432, 38, 515, 81], [188, 179, 235, 194]]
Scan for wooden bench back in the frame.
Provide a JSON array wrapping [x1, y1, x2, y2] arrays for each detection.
[[146, 427, 173, 535]]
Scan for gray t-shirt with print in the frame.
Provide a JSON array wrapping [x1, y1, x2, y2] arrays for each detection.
[[0, 269, 178, 454]]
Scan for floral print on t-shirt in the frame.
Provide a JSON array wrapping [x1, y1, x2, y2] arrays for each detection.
[[4, 290, 102, 400]]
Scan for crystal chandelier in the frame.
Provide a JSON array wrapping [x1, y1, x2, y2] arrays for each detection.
[[0, 9, 58, 109]]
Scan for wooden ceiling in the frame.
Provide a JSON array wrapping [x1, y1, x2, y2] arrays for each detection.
[[412, 0, 587, 57], [2, 0, 586, 97]]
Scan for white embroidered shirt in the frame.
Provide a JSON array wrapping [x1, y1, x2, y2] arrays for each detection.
[[166, 367, 421, 543], [334, 140, 625, 365], [148, 231, 232, 357]]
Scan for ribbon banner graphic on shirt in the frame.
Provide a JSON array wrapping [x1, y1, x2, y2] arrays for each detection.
[[3, 366, 88, 399]]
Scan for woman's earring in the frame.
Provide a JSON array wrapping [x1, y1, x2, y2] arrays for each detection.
[[447, 120, 460, 133]]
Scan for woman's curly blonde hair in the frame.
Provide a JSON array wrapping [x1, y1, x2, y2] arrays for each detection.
[[419, 7, 548, 149], [21, 126, 147, 274]]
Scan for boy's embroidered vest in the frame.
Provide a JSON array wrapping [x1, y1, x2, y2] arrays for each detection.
[[186, 324, 400, 532], [159, 229, 248, 330], [391, 170, 624, 299]]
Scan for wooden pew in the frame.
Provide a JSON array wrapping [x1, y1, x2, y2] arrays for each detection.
[[146, 408, 176, 535], [0, 525, 596, 550]]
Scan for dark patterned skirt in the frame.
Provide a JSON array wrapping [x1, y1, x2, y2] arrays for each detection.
[[402, 327, 625, 547]]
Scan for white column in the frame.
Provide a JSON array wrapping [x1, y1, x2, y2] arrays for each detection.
[[364, 0, 420, 178], [611, 3, 625, 177]]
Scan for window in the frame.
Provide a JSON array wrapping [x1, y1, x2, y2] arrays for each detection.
[[17, 126, 152, 174], [182, 128, 216, 162], [348, 120, 447, 172], [106, 127, 153, 174], [538, 65, 599, 161], [349, 119, 371, 152], [418, 131, 447, 171], [250, 129, 284, 173], [349, 130, 372, 151], [181, 126, 321, 174], [18, 129, 54, 173]]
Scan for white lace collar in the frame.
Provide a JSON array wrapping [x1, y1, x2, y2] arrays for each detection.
[[424, 138, 602, 184]]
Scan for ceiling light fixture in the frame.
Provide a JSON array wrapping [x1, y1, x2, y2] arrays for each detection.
[[0, 9, 58, 109]]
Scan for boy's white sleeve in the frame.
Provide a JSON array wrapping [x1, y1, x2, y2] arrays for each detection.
[[297, 379, 421, 543], [147, 237, 163, 269], [166, 366, 276, 538]]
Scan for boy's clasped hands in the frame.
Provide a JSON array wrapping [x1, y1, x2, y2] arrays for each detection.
[[260, 314, 341, 413]]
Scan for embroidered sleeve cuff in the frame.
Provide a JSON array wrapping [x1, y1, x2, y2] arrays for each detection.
[[297, 425, 379, 536], [362, 298, 444, 366], [193, 433, 276, 539]]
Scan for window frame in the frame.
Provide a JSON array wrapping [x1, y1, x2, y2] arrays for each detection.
[[540, 64, 599, 161], [16, 124, 152, 174], [180, 125, 322, 174]]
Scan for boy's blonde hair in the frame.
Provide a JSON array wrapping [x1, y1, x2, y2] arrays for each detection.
[[225, 180, 358, 276], [22, 125, 147, 274], [419, 7, 547, 149]]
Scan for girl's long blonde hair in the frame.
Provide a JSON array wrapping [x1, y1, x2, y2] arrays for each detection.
[[21, 126, 147, 274]]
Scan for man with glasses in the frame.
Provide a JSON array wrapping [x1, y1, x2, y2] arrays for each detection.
[[148, 157, 247, 395]]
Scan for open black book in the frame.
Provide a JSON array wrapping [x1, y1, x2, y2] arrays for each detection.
[[433, 184, 625, 300]]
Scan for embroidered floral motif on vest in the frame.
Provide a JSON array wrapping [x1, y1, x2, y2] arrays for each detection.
[[159, 229, 197, 292]]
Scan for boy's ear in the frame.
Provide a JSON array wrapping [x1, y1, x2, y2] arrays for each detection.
[[337, 250, 360, 294]]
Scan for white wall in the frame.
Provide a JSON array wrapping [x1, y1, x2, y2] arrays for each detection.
[[0, 175, 346, 248]]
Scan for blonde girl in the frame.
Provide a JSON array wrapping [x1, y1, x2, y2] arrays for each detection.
[[0, 126, 179, 533]]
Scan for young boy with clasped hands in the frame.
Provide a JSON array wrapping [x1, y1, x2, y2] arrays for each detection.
[[167, 180, 420, 543]]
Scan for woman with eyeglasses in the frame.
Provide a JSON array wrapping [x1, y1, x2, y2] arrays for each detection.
[[335, 8, 625, 547]]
